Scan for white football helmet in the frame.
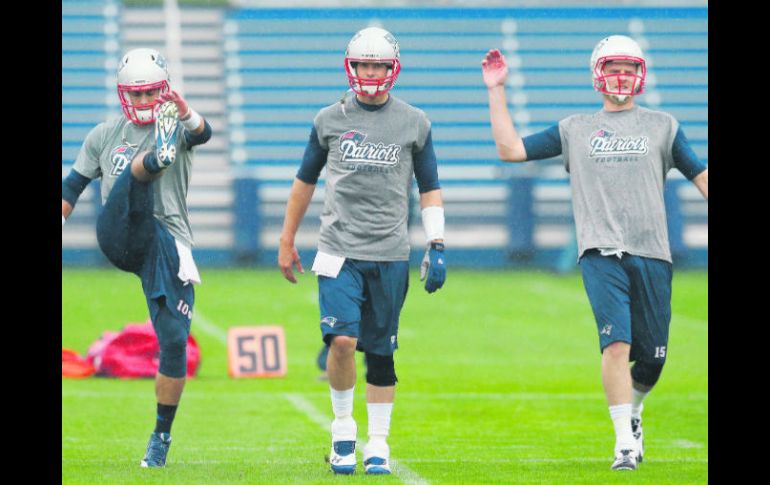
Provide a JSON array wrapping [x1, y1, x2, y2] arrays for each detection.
[[116, 48, 171, 125], [590, 35, 646, 104], [344, 27, 401, 97]]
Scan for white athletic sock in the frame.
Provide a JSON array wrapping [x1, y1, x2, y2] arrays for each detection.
[[330, 386, 355, 419], [367, 403, 393, 444], [331, 416, 357, 442], [632, 388, 647, 419], [609, 404, 635, 451]]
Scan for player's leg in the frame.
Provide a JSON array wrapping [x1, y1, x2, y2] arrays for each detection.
[[140, 225, 195, 468], [318, 260, 365, 474], [579, 250, 638, 470], [363, 353, 396, 475], [358, 260, 408, 475], [626, 255, 673, 463], [96, 102, 180, 273], [96, 151, 158, 273]]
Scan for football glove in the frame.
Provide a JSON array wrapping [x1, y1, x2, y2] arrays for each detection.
[[420, 242, 446, 294]]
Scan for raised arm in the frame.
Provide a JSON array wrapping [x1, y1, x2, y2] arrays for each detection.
[[482, 49, 527, 162], [158, 90, 211, 143]]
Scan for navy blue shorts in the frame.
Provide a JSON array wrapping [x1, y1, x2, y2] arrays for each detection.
[[139, 221, 194, 332], [318, 259, 409, 356], [579, 249, 672, 363], [97, 168, 193, 341]]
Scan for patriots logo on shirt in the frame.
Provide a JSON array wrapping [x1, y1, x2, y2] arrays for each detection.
[[339, 130, 401, 166], [589, 129, 649, 158], [109, 144, 138, 177]]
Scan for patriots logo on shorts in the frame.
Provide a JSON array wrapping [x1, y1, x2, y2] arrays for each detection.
[[321, 316, 338, 328], [109, 144, 138, 177]]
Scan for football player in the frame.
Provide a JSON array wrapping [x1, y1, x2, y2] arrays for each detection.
[[62, 48, 212, 468], [482, 36, 707, 470], [278, 27, 447, 475]]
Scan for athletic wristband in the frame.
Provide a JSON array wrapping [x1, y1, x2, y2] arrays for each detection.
[[421, 206, 445, 242], [180, 108, 202, 132], [62, 215, 66, 226]]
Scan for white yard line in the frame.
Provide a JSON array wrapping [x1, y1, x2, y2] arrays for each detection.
[[672, 439, 705, 449], [191, 309, 227, 344]]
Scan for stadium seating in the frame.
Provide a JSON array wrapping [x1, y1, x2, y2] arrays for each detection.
[[62, 5, 707, 268]]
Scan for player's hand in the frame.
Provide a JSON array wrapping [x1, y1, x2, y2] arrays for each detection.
[[158, 90, 190, 118], [481, 49, 509, 89], [278, 241, 304, 284], [420, 242, 446, 294]]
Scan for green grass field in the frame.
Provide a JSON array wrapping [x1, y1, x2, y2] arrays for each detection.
[[62, 268, 707, 484]]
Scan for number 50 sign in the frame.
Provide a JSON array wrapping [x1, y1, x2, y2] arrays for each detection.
[[227, 326, 287, 378]]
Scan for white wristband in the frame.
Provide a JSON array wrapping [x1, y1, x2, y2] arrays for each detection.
[[181, 108, 202, 132], [62, 215, 66, 226], [421, 206, 444, 242]]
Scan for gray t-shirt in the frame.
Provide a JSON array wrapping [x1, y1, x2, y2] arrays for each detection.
[[73, 115, 195, 247], [313, 95, 432, 261], [559, 105, 679, 263]]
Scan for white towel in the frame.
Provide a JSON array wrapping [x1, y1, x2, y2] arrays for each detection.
[[175, 239, 202, 285], [311, 251, 346, 278]]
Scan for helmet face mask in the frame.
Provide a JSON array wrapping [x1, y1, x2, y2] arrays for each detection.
[[590, 36, 646, 104], [116, 48, 171, 125], [344, 27, 401, 97]]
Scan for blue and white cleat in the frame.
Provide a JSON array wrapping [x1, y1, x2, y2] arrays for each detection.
[[140, 432, 171, 468], [329, 440, 356, 475], [155, 101, 179, 168], [631, 417, 644, 463], [363, 441, 391, 475], [611, 448, 639, 471]]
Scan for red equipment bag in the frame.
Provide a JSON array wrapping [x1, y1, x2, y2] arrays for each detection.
[[86, 320, 200, 378]]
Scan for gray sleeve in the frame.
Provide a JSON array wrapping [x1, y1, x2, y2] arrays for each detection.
[[414, 109, 432, 151], [662, 115, 679, 174], [313, 111, 330, 150], [72, 124, 105, 179]]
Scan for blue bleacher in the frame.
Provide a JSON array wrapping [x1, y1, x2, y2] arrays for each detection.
[[62, 0, 120, 262], [62, 5, 707, 269], [225, 7, 707, 268]]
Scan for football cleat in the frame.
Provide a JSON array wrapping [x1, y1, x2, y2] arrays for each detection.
[[328, 440, 356, 474], [155, 101, 179, 168], [140, 432, 171, 468], [611, 448, 639, 471], [631, 417, 644, 463], [363, 441, 391, 475]]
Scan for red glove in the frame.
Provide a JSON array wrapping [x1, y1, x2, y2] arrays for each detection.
[[158, 90, 191, 119]]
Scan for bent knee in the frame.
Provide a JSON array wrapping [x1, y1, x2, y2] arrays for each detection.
[[631, 360, 666, 388]]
